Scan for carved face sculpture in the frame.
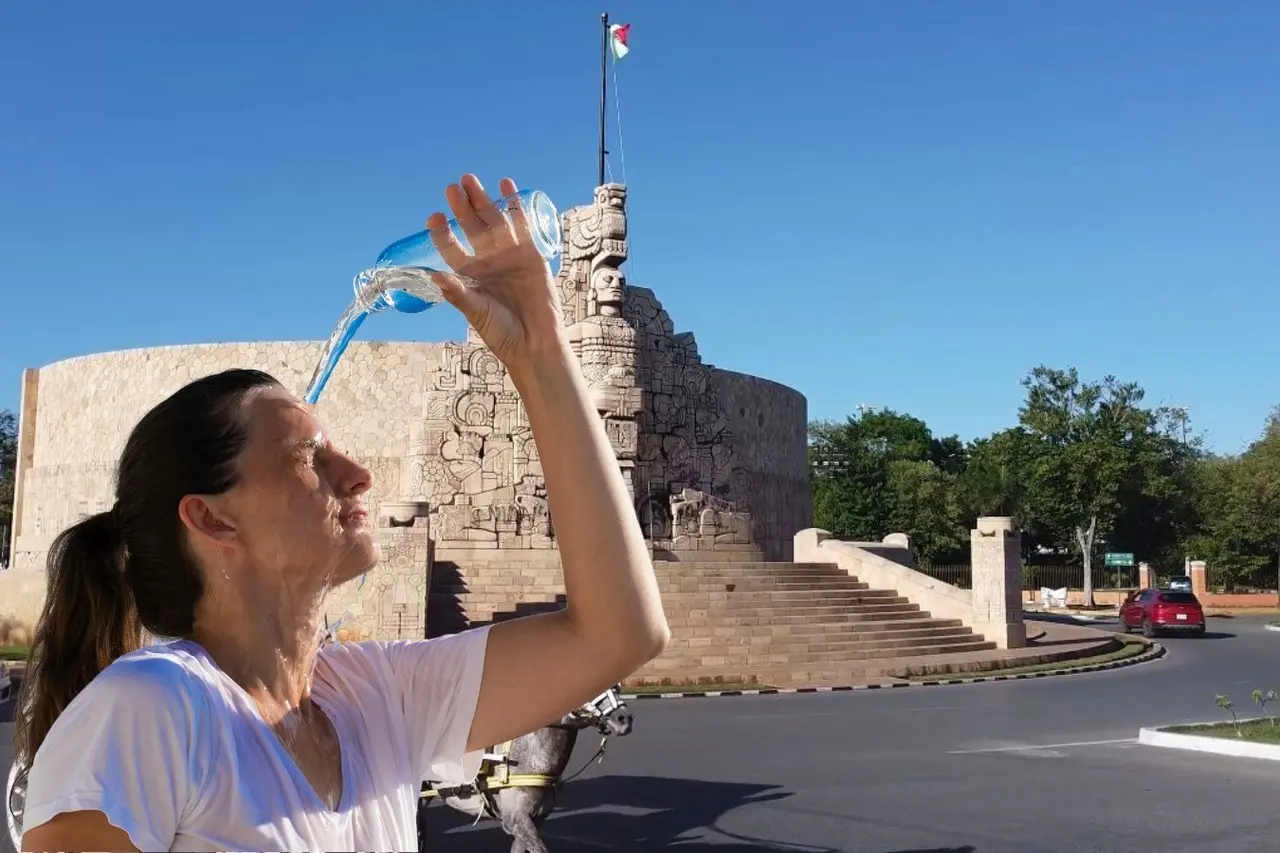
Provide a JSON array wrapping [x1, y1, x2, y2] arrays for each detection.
[[591, 268, 624, 312]]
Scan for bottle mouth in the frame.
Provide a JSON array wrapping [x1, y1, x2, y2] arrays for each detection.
[[522, 190, 562, 260]]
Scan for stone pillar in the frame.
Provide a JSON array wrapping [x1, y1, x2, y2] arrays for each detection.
[[970, 517, 1027, 649], [1189, 560, 1208, 596], [1138, 561, 1154, 590], [380, 501, 433, 638]]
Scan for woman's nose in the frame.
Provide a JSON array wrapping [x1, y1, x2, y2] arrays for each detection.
[[331, 452, 373, 496]]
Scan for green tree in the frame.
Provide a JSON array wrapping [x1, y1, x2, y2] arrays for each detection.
[[810, 409, 968, 562], [0, 408, 16, 564], [1015, 366, 1185, 606], [1182, 455, 1269, 589], [1215, 409, 1280, 589], [886, 459, 967, 561], [958, 429, 1031, 519]]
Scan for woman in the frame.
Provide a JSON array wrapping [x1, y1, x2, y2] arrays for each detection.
[[14, 175, 669, 852]]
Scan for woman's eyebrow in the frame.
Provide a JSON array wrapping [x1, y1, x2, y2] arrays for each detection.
[[287, 434, 328, 454]]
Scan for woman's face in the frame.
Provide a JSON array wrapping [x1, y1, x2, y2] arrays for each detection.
[[211, 386, 378, 589]]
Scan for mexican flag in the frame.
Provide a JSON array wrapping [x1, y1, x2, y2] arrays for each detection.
[[609, 23, 631, 60]]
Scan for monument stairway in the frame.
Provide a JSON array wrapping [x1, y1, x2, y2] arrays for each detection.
[[428, 559, 996, 686]]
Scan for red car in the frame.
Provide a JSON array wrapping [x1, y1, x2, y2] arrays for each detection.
[[1120, 588, 1206, 637]]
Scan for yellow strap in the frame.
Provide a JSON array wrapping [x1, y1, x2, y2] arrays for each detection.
[[419, 774, 557, 800]]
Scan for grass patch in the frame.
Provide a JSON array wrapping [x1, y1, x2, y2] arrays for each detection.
[[1169, 719, 1280, 745], [624, 682, 776, 695], [0, 645, 29, 661], [955, 635, 1152, 680]]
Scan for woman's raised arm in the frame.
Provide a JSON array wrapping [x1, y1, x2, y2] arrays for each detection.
[[427, 174, 669, 752]]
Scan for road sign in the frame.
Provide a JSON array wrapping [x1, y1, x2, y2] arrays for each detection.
[[1104, 552, 1135, 567]]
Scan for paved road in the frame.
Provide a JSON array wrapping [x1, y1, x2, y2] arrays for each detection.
[[5, 615, 1280, 852]]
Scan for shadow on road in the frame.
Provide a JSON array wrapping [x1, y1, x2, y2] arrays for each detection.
[[423, 774, 841, 851], [1160, 631, 1235, 641], [1026, 612, 1115, 626]]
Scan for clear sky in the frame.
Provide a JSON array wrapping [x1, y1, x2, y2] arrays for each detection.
[[1, 1, 1276, 452]]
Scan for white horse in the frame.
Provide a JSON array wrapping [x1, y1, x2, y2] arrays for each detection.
[[418, 686, 634, 853]]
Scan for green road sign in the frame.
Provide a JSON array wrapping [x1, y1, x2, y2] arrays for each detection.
[[1104, 552, 1135, 567]]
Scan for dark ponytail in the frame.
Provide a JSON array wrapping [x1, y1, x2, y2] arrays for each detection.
[[13, 368, 282, 769], [15, 511, 143, 766]]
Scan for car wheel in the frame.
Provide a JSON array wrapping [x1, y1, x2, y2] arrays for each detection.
[[1142, 619, 1159, 639]]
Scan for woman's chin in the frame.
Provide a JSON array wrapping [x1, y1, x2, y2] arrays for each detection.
[[332, 540, 381, 586]]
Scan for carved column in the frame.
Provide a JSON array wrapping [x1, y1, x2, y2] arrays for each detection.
[[970, 517, 1027, 649], [559, 184, 645, 500], [375, 502, 432, 640]]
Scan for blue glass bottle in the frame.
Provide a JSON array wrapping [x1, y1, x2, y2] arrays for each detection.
[[304, 188, 561, 405], [357, 188, 562, 314]]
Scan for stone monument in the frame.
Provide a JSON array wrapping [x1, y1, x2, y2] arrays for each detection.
[[378, 182, 805, 561]]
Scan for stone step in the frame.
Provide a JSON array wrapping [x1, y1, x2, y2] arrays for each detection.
[[440, 562, 848, 580], [650, 573, 870, 589], [656, 589, 906, 603], [651, 565, 851, 577], [640, 639, 998, 672], [653, 562, 840, 571], [751, 621, 970, 641], [664, 630, 983, 655], [430, 576, 876, 595], [430, 590, 910, 610], [666, 601, 920, 618], [663, 607, 930, 629]]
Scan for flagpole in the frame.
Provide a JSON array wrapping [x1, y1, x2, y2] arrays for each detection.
[[598, 12, 609, 187]]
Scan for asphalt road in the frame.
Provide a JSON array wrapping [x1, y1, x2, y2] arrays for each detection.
[[5, 614, 1280, 852]]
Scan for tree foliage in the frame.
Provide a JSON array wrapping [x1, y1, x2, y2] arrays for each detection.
[[811, 409, 968, 562], [0, 408, 16, 563], [809, 365, 1269, 595]]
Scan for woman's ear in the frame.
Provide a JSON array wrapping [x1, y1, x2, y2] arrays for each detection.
[[178, 494, 239, 545]]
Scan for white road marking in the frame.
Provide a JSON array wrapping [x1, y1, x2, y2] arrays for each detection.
[[947, 737, 1136, 755]]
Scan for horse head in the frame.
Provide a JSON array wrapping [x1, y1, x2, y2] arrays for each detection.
[[601, 702, 634, 737], [561, 684, 633, 737]]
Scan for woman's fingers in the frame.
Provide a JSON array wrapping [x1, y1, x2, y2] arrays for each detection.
[[498, 177, 534, 245], [444, 182, 488, 248], [426, 210, 472, 271], [430, 173, 528, 274], [459, 174, 514, 245], [432, 271, 485, 321]]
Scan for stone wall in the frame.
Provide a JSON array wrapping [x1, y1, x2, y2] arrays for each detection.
[[708, 368, 810, 559], [8, 340, 440, 569]]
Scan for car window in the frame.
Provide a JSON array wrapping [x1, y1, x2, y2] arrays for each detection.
[[1158, 591, 1199, 605]]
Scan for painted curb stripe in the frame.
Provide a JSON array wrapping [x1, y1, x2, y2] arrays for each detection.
[[623, 642, 1165, 700]]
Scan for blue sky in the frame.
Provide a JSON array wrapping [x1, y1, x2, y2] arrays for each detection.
[[1, 1, 1276, 452]]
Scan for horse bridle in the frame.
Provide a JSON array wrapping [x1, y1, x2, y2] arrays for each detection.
[[559, 684, 627, 732]]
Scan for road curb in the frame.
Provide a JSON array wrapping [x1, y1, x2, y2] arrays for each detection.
[[623, 640, 1165, 700], [1139, 721, 1280, 761]]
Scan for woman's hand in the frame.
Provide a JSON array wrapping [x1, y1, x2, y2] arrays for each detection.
[[428, 174, 568, 367]]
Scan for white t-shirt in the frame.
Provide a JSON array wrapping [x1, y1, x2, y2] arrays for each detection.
[[22, 627, 490, 852]]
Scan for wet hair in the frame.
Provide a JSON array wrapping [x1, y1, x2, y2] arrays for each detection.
[[13, 368, 282, 767]]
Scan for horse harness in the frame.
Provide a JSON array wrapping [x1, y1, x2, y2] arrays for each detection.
[[419, 686, 625, 818]]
